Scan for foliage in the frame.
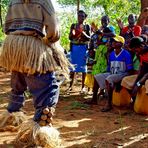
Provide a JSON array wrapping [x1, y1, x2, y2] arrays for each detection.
[[58, 0, 141, 48], [58, 11, 77, 50], [57, 0, 91, 6], [0, 0, 141, 49], [0, 28, 5, 43], [0, 0, 10, 23], [0, 0, 10, 11], [93, 0, 140, 25], [0, 0, 10, 42], [66, 101, 89, 110]]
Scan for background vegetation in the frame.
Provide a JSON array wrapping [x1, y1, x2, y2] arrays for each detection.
[[58, 0, 141, 50], [0, 0, 143, 49]]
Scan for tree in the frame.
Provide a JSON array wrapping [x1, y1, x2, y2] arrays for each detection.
[[0, 0, 147, 46], [57, 0, 141, 28], [0, 0, 9, 42], [57, 0, 141, 25], [0, 0, 10, 28], [0, 0, 2, 27], [57, 0, 147, 49], [77, 0, 79, 13], [141, 0, 148, 10], [137, 0, 148, 26], [58, 0, 148, 25]]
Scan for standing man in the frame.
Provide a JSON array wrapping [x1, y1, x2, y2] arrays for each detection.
[[68, 10, 91, 93], [117, 14, 141, 51], [0, 0, 70, 131]]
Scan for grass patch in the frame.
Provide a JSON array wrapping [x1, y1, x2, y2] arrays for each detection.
[[65, 101, 89, 110]]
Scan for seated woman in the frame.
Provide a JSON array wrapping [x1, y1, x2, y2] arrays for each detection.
[[121, 36, 148, 99], [129, 37, 148, 97]]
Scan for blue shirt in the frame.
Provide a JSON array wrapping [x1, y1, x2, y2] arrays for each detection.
[[107, 49, 133, 74]]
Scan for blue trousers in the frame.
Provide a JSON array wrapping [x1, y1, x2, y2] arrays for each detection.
[[7, 71, 59, 121]]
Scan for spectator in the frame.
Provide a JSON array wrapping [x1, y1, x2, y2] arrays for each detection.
[[117, 14, 141, 52], [129, 37, 148, 98], [83, 49, 95, 94], [141, 25, 148, 36], [68, 10, 91, 93]]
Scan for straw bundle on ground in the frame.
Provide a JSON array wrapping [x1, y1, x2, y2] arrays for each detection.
[[15, 120, 60, 148], [0, 110, 26, 127], [0, 111, 26, 132]]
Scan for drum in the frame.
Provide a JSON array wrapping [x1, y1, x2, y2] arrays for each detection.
[[112, 87, 131, 107]]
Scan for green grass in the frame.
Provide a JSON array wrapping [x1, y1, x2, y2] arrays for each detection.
[[65, 101, 89, 110]]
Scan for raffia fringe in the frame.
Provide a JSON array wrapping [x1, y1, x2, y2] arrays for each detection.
[[0, 111, 26, 128], [15, 120, 60, 147], [0, 35, 72, 78]]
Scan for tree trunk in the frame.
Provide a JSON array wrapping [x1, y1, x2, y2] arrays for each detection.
[[137, 0, 148, 27], [141, 0, 148, 11], [77, 0, 80, 13], [0, 0, 3, 29]]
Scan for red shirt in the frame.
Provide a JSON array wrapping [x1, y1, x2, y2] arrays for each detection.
[[140, 52, 148, 65], [122, 25, 141, 36]]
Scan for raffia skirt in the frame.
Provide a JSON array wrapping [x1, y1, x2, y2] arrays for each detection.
[[0, 35, 71, 78]]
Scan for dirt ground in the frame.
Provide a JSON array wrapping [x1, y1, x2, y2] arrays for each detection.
[[0, 71, 148, 148]]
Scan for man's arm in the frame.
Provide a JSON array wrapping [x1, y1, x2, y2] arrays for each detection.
[[131, 64, 148, 97]]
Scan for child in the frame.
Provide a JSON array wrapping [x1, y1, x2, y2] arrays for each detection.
[[83, 49, 95, 94], [92, 27, 115, 76]]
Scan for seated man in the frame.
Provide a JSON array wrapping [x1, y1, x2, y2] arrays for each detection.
[[128, 37, 148, 97], [89, 35, 133, 112]]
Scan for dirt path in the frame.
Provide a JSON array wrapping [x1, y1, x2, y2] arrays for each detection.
[[0, 71, 148, 148]]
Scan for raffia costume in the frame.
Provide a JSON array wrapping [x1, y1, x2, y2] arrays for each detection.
[[1, 0, 69, 75], [0, 0, 70, 147]]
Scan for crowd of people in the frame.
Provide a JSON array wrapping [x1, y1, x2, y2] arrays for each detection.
[[67, 10, 148, 113]]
